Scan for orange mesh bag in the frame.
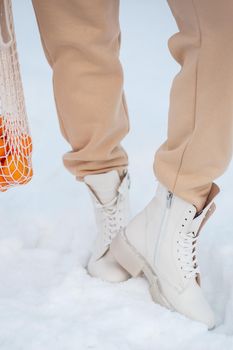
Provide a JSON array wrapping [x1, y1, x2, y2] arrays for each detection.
[[0, 0, 33, 192]]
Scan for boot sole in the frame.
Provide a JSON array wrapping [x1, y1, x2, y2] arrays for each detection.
[[111, 230, 216, 331], [111, 229, 173, 310]]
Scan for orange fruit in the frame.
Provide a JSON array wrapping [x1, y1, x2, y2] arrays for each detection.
[[2, 155, 28, 183], [21, 134, 32, 156], [0, 138, 6, 158], [5, 137, 19, 156], [20, 167, 33, 184], [6, 131, 22, 150], [5, 134, 33, 158], [0, 168, 8, 192]]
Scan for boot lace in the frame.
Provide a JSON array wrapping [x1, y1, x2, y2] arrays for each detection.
[[177, 230, 200, 279], [96, 195, 124, 246]]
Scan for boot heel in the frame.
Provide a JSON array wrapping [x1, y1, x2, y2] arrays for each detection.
[[111, 231, 144, 277]]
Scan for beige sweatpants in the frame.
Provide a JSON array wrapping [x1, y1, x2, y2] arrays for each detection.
[[32, 0, 233, 211]]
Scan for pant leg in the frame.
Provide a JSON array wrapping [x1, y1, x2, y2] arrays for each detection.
[[154, 0, 233, 211], [32, 0, 129, 180]]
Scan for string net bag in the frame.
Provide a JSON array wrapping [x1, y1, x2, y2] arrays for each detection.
[[0, 0, 33, 192]]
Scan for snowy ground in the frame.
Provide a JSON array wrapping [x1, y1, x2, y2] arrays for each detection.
[[0, 1, 233, 349]]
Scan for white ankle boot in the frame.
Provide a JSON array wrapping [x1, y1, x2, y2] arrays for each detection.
[[111, 182, 219, 328], [84, 170, 131, 282]]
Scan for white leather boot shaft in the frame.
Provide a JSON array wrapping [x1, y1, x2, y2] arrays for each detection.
[[84, 170, 130, 282], [111, 181, 219, 328]]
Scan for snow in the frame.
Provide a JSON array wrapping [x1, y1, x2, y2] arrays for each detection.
[[0, 1, 232, 349]]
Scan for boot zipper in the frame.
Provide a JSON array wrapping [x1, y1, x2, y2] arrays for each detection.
[[167, 191, 173, 208], [153, 190, 173, 266]]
